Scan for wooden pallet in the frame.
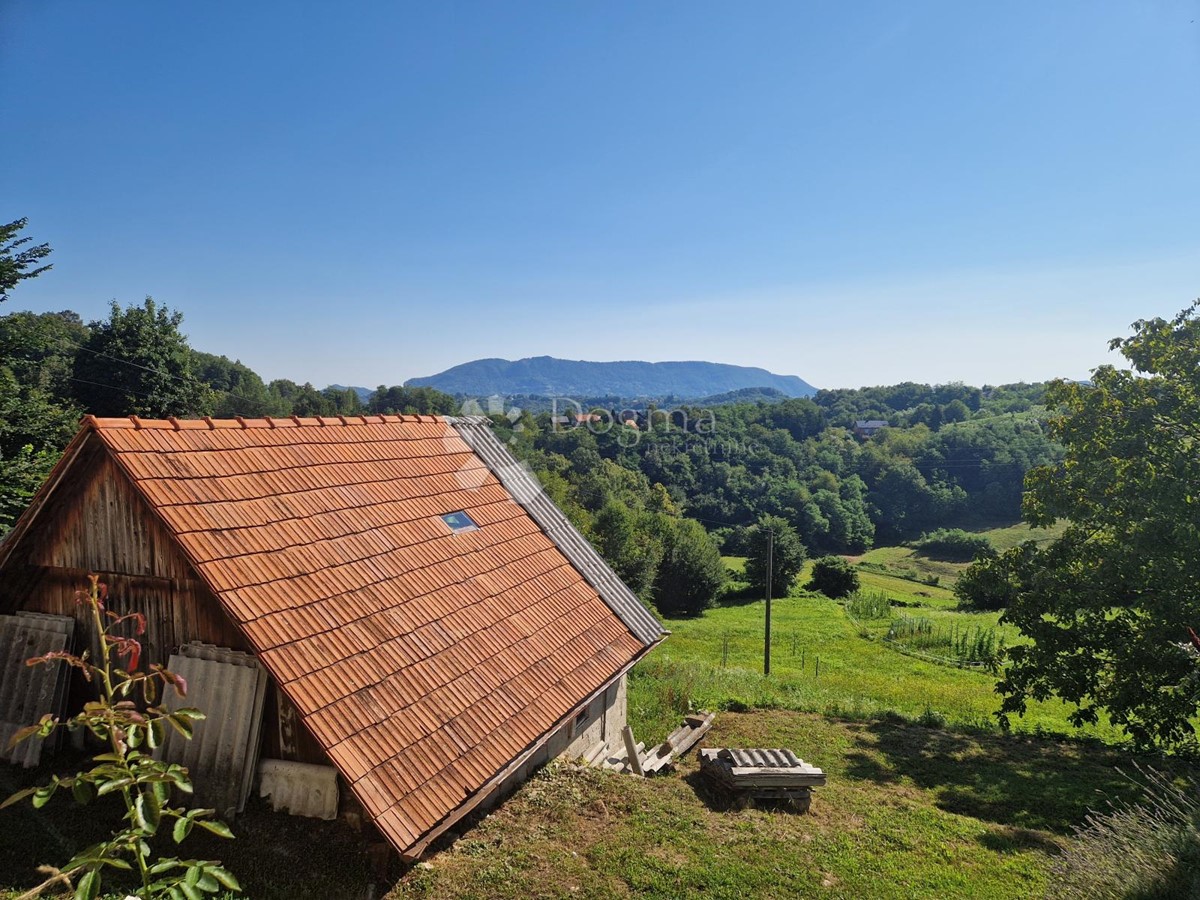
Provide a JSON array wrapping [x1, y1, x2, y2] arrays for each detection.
[[699, 747, 826, 812]]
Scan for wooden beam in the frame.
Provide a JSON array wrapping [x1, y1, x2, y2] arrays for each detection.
[[622, 725, 644, 777]]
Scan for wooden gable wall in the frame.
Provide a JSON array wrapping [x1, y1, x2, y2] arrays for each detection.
[[0, 434, 246, 668]]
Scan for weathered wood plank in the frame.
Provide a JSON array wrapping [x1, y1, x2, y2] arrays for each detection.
[[622, 725, 644, 777]]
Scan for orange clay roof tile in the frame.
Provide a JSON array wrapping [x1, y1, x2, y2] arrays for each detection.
[[78, 415, 661, 858]]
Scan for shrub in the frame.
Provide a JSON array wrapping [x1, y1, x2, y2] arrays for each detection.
[[1050, 765, 1200, 899], [913, 528, 995, 562], [1, 576, 239, 899], [806, 556, 860, 599]]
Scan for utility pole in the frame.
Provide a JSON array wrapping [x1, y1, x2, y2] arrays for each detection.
[[764, 528, 774, 676]]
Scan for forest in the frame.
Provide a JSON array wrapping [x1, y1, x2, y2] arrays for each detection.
[[0, 298, 1060, 619]]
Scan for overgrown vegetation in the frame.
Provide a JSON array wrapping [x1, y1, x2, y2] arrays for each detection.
[[913, 528, 995, 562], [806, 555, 859, 598], [885, 616, 1005, 667], [844, 590, 891, 621], [1, 577, 239, 899], [1050, 765, 1200, 899]]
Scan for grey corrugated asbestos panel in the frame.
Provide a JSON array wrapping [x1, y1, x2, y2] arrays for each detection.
[[156, 644, 267, 818], [449, 417, 665, 647], [257, 759, 339, 820], [0, 613, 73, 767]]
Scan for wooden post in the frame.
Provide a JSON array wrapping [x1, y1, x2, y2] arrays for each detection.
[[764, 529, 774, 676], [622, 725, 644, 777]]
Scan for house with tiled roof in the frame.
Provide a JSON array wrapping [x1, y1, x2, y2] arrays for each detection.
[[0, 414, 665, 859]]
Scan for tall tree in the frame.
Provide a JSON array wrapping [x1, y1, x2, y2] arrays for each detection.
[[653, 517, 726, 616], [0, 218, 52, 303], [745, 514, 806, 599], [73, 298, 209, 417], [986, 304, 1200, 748]]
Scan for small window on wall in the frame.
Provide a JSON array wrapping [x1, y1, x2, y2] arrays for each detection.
[[440, 511, 479, 534], [569, 707, 589, 739]]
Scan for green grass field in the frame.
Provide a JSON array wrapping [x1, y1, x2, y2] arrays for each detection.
[[0, 523, 1140, 900], [628, 592, 1115, 747], [851, 521, 1069, 589], [387, 711, 1143, 900]]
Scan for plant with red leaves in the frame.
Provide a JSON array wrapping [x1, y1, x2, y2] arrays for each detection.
[[1, 576, 240, 899]]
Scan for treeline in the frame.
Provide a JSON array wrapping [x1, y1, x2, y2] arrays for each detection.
[[507, 388, 1058, 557], [0, 301, 463, 530]]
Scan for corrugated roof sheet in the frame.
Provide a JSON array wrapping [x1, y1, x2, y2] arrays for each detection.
[[74, 414, 662, 856], [0, 613, 73, 768]]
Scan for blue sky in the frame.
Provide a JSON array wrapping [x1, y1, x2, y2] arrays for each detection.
[[3, 2, 1198, 390]]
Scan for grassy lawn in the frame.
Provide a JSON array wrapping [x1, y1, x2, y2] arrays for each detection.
[[851, 521, 1069, 590], [386, 710, 1145, 900], [629, 594, 1117, 745]]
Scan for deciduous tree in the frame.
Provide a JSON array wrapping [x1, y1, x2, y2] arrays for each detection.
[[73, 298, 209, 417], [745, 514, 806, 598], [989, 304, 1200, 748], [0, 218, 52, 303]]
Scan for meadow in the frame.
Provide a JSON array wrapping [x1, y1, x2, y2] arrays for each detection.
[[0, 526, 1159, 900]]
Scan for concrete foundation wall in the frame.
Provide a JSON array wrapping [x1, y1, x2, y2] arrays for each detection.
[[499, 674, 627, 793]]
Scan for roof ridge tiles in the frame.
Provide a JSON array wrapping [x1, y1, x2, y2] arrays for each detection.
[[83, 414, 445, 431]]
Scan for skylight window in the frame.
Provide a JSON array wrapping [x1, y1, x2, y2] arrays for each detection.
[[440, 511, 479, 534]]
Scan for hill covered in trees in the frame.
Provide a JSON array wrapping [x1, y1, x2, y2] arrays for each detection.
[[0, 300, 1058, 619], [404, 356, 818, 399]]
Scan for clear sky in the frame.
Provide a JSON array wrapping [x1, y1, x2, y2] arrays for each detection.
[[3, 2, 1198, 391]]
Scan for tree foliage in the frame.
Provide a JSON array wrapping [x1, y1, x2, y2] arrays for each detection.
[[985, 305, 1200, 748], [0, 217, 52, 303], [73, 298, 209, 418], [806, 555, 860, 599], [744, 515, 806, 598], [653, 517, 726, 616]]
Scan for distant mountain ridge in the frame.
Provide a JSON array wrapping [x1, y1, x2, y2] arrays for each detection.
[[404, 356, 816, 399]]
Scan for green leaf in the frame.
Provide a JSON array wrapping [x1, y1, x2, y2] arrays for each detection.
[[173, 815, 193, 844], [165, 714, 194, 740], [74, 868, 100, 900], [72, 780, 95, 805], [185, 863, 202, 886], [0, 786, 37, 810], [172, 707, 206, 721], [180, 881, 203, 900], [143, 786, 162, 830], [96, 777, 134, 796], [210, 866, 241, 891], [148, 717, 165, 749], [195, 872, 220, 891], [195, 819, 234, 839], [133, 793, 149, 832], [32, 782, 57, 808]]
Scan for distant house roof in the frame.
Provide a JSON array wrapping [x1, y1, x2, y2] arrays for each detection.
[[854, 420, 888, 429], [0, 414, 663, 858]]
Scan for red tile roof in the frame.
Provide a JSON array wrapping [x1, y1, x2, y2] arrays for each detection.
[[71, 414, 660, 856]]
